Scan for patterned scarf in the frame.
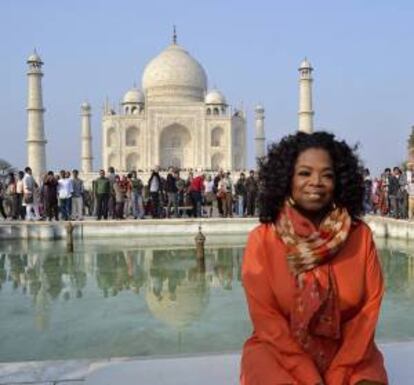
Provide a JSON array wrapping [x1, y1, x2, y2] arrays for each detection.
[[274, 201, 352, 372]]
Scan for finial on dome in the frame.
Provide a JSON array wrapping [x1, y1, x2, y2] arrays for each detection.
[[173, 25, 177, 45]]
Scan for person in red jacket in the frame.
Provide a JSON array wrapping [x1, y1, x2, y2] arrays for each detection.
[[241, 131, 387, 385], [189, 173, 205, 217]]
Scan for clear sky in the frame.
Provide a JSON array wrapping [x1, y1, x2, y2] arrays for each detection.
[[1, 0, 413, 175]]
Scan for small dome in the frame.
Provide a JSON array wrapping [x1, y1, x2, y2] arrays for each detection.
[[81, 102, 91, 110], [205, 89, 226, 105], [299, 58, 312, 70], [142, 44, 207, 102], [255, 104, 265, 112], [122, 88, 144, 104], [27, 51, 42, 63]]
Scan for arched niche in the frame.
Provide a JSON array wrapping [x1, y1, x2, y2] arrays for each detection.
[[159, 124, 192, 169], [125, 126, 139, 146], [211, 126, 224, 147], [107, 127, 117, 147]]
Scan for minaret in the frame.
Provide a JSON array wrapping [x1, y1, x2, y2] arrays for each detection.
[[254, 104, 266, 161], [80, 102, 93, 173], [298, 58, 314, 133], [26, 50, 47, 181]]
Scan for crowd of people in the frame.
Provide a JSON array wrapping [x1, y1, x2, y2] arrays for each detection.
[[1, 164, 413, 222], [362, 166, 413, 219], [0, 166, 259, 221]]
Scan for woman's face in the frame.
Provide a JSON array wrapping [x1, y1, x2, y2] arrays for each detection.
[[291, 148, 335, 213]]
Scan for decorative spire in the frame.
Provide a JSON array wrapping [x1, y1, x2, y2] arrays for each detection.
[[173, 25, 177, 45]]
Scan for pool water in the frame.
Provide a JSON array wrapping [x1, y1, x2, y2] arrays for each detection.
[[0, 237, 413, 362]]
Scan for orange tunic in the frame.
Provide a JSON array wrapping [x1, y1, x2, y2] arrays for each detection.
[[240, 221, 388, 385]]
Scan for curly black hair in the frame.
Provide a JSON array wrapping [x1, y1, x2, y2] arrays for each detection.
[[258, 131, 365, 223]]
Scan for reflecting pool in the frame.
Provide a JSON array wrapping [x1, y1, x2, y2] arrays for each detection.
[[0, 236, 413, 362]]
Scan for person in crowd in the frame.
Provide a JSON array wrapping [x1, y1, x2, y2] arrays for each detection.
[[32, 176, 42, 220], [235, 172, 247, 217], [0, 180, 7, 220], [130, 171, 145, 219], [407, 170, 414, 219], [148, 165, 162, 218], [378, 169, 390, 216], [93, 169, 110, 220], [107, 166, 117, 219], [124, 173, 133, 218], [189, 173, 205, 218], [204, 174, 215, 217], [16, 171, 25, 220], [240, 131, 387, 385], [71, 169, 84, 220], [363, 168, 373, 214], [213, 169, 225, 216], [6, 172, 18, 219], [393, 166, 408, 219], [176, 171, 187, 216], [387, 167, 401, 218], [22, 166, 39, 221], [43, 171, 59, 221], [245, 169, 258, 217], [219, 172, 233, 218], [165, 167, 178, 218], [113, 175, 127, 220], [57, 170, 73, 221], [371, 177, 381, 214], [399, 168, 409, 219]]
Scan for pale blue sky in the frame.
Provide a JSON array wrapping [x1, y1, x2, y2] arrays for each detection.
[[1, 0, 413, 174]]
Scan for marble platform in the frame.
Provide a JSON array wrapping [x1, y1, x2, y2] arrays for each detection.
[[0, 215, 414, 241], [0, 342, 413, 385]]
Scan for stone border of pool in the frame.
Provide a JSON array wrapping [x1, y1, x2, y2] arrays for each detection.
[[0, 215, 413, 241], [0, 342, 413, 385]]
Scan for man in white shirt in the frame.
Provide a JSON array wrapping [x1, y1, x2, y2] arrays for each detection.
[[58, 170, 73, 221], [22, 167, 38, 221]]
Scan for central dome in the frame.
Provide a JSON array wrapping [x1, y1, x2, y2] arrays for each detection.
[[142, 44, 208, 103]]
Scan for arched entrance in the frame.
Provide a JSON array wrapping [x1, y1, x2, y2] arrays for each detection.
[[159, 124, 191, 169]]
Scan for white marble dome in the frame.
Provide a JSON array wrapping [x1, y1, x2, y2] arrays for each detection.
[[142, 44, 208, 102], [205, 89, 226, 105], [122, 88, 144, 104], [27, 51, 42, 63]]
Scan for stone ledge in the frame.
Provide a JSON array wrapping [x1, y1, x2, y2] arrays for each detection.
[[1, 215, 414, 241], [0, 342, 412, 385]]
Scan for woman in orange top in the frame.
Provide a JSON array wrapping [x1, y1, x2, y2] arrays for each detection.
[[240, 132, 387, 385]]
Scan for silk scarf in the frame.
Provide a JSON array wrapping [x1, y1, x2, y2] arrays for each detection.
[[275, 201, 352, 372]]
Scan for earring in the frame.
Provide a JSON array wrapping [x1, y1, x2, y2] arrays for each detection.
[[288, 196, 296, 207], [331, 202, 337, 210]]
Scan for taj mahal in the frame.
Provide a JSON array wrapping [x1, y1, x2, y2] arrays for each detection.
[[25, 31, 315, 181]]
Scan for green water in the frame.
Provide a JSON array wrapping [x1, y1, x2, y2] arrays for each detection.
[[0, 237, 413, 362]]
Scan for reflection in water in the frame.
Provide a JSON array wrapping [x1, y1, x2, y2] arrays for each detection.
[[0, 245, 244, 330], [1, 243, 414, 317], [0, 238, 413, 362]]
